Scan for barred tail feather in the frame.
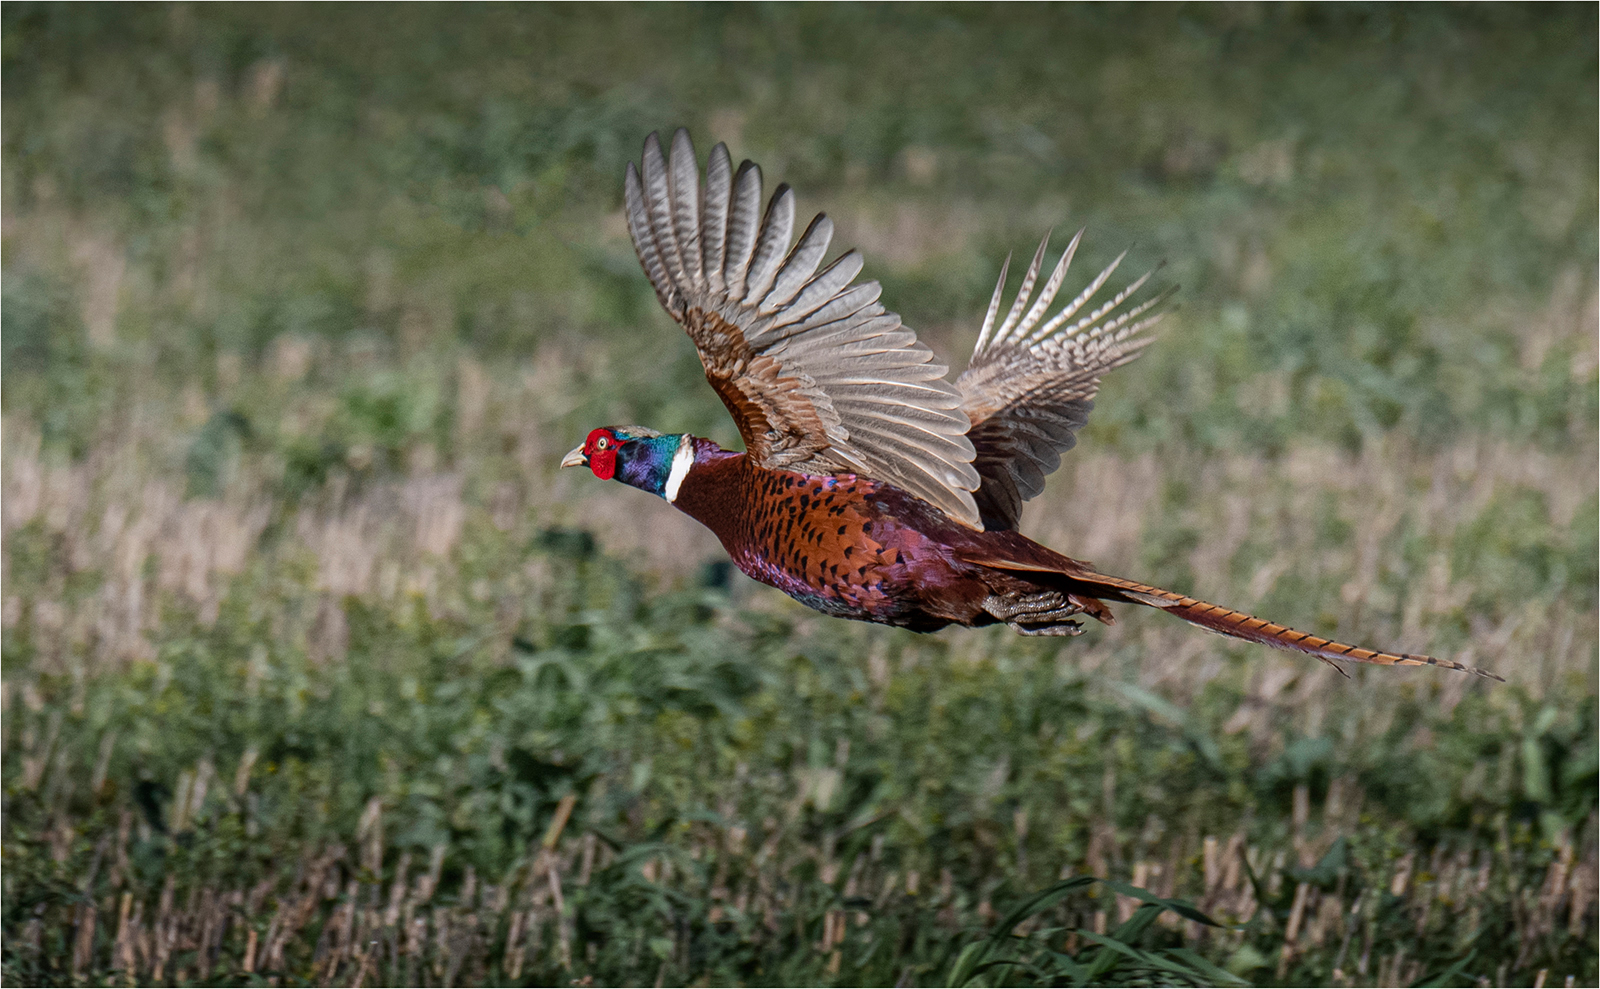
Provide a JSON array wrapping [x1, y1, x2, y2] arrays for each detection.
[[1080, 571, 1504, 681]]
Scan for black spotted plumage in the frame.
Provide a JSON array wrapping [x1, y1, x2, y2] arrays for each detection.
[[560, 130, 1503, 682]]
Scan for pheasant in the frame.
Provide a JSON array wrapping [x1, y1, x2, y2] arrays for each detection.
[[563, 130, 1500, 681]]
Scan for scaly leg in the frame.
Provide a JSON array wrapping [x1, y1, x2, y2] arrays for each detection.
[[983, 593, 1088, 636]]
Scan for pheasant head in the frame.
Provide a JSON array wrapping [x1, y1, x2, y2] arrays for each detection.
[[562, 426, 695, 500]]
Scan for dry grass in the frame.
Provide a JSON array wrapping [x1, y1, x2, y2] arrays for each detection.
[[10, 790, 1594, 986]]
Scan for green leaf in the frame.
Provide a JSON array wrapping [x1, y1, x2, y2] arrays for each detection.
[[1078, 929, 1151, 981], [944, 941, 991, 988], [1523, 734, 1553, 803], [986, 876, 1100, 941], [1412, 950, 1479, 988], [1225, 943, 1271, 976], [1107, 680, 1226, 772], [1166, 947, 1253, 987], [1098, 878, 1227, 928]]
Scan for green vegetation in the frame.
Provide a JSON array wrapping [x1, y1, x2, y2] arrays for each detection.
[[3, 5, 1595, 985]]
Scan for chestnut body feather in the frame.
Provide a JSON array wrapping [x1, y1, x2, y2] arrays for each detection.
[[670, 440, 992, 631]]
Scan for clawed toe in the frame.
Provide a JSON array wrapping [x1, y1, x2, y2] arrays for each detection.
[[1008, 619, 1084, 637]]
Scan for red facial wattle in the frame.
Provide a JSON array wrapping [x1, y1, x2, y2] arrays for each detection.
[[584, 428, 619, 480]]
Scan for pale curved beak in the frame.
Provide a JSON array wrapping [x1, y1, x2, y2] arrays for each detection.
[[560, 445, 588, 470]]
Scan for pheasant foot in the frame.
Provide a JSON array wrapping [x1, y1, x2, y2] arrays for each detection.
[[983, 593, 1091, 635], [1008, 619, 1085, 636]]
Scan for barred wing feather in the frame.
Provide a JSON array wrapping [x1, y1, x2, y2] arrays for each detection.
[[957, 230, 1173, 530], [625, 130, 982, 527]]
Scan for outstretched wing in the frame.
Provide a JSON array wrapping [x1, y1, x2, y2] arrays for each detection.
[[625, 130, 981, 527], [956, 230, 1173, 530]]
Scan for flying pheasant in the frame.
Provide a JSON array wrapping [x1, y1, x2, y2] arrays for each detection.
[[563, 130, 1500, 681]]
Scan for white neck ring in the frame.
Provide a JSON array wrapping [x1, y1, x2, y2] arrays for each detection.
[[664, 435, 694, 503]]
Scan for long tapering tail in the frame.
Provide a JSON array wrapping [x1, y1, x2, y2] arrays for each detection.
[[1077, 570, 1503, 681]]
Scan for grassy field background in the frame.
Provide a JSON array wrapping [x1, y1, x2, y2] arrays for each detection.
[[3, 5, 1596, 985]]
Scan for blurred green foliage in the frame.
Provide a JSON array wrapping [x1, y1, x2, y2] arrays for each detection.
[[4, 4, 1595, 453], [5, 525, 1596, 984], [2, 3, 1596, 986]]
